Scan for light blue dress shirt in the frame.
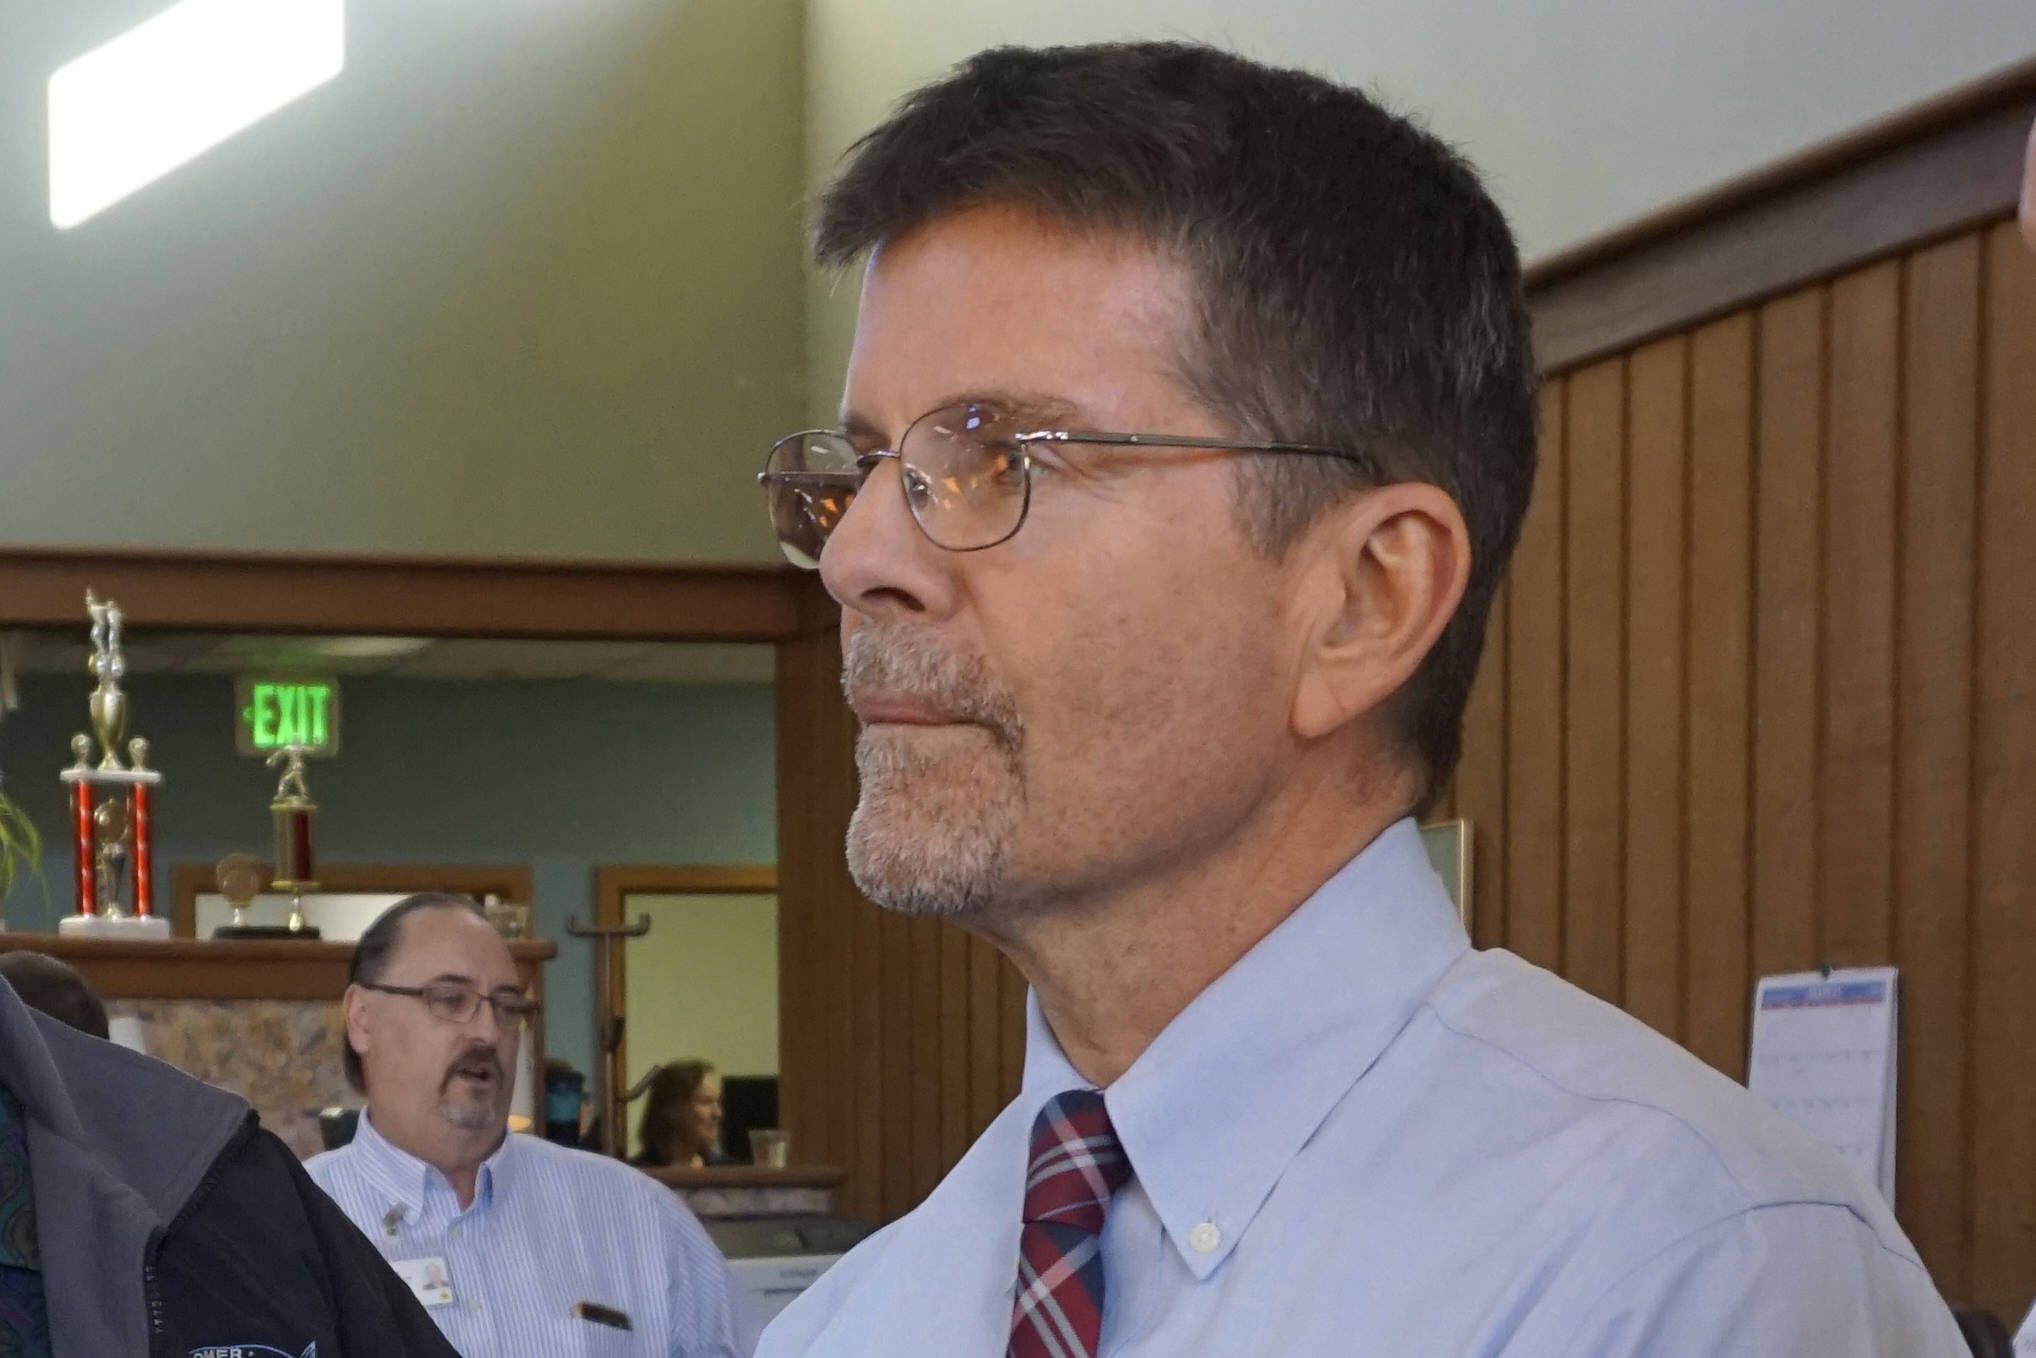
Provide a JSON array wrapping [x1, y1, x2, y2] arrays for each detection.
[[307, 1111, 759, 1357], [759, 819, 1965, 1356]]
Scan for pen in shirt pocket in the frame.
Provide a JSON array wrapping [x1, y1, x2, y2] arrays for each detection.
[[575, 1301, 633, 1331]]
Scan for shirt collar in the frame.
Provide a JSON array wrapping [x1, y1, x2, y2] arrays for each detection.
[[350, 1107, 518, 1227], [1019, 817, 1470, 1279]]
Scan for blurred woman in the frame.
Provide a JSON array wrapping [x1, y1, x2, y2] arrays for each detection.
[[631, 1060, 732, 1168]]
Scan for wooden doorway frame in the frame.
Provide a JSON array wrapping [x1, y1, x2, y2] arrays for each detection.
[[592, 863, 778, 1159], [0, 546, 821, 640]]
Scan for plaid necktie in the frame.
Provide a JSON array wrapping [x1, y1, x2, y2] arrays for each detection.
[[1008, 1089, 1133, 1358]]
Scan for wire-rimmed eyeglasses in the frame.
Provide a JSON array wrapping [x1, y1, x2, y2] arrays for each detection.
[[359, 981, 541, 1028], [757, 401, 1377, 570]]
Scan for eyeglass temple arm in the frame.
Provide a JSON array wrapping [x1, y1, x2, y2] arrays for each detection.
[[1020, 429, 1374, 469]]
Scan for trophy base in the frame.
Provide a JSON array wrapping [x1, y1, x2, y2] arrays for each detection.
[[58, 913, 172, 940], [213, 923, 323, 940]]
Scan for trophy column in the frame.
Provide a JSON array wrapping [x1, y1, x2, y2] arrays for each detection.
[[213, 744, 323, 940], [58, 593, 170, 940]]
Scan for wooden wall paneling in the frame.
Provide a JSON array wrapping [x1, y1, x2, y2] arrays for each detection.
[[1622, 337, 1690, 1039], [1000, 952, 1029, 1102], [908, 919, 945, 1207], [1891, 233, 1982, 1301], [1504, 73, 2036, 1318], [1523, 72, 2034, 372], [968, 936, 1005, 1134], [1457, 579, 1508, 951], [876, 910, 916, 1219], [1970, 221, 2036, 1324], [938, 926, 973, 1168], [1749, 287, 1828, 984], [775, 627, 858, 1208], [772, 640, 812, 1166], [849, 856, 887, 1221], [777, 608, 1025, 1224], [1682, 314, 1755, 1078], [1561, 359, 1628, 1003], [1505, 380, 1569, 971], [1818, 262, 1902, 970]]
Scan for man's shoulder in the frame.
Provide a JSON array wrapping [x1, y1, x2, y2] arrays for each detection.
[[302, 1140, 350, 1182], [1418, 948, 1895, 1222], [507, 1134, 691, 1209]]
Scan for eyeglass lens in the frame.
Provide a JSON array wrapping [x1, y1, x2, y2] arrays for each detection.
[[422, 983, 537, 1026], [761, 404, 1030, 567]]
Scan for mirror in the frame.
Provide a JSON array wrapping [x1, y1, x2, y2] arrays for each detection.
[[0, 624, 780, 1148]]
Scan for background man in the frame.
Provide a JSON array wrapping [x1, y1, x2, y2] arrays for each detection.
[[0, 950, 108, 1039], [754, 41, 1965, 1357], [307, 893, 758, 1357]]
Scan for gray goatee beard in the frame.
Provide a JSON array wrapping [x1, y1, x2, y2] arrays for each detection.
[[439, 1049, 506, 1130], [841, 624, 1024, 919]]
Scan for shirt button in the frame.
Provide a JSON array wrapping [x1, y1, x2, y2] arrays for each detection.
[[449, 1225, 461, 1239], [1189, 1222, 1221, 1254]]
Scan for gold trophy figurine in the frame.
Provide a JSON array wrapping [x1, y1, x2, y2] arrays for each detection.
[[212, 745, 324, 939], [267, 745, 321, 937]]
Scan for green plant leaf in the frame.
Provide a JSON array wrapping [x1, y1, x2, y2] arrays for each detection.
[[0, 790, 44, 908]]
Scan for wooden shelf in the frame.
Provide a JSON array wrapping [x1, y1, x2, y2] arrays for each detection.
[[0, 934, 556, 1001]]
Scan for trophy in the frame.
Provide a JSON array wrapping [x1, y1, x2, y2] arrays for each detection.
[[213, 745, 323, 939], [213, 852, 264, 934], [57, 593, 170, 939]]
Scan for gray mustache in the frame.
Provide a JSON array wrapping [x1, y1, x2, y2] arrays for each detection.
[[841, 626, 1023, 748], [443, 1048, 502, 1089]]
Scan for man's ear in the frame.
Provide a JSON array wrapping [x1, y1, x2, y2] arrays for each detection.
[[1289, 483, 1469, 743], [342, 984, 374, 1065]]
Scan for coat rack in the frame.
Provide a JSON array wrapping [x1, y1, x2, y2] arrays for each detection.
[[565, 911, 650, 1158]]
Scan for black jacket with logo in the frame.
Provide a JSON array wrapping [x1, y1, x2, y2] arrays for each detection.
[[0, 975, 458, 1358]]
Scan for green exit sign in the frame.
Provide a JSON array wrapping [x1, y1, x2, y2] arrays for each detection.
[[235, 677, 341, 757]]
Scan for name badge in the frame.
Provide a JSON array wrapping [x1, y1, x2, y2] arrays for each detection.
[[391, 1256, 455, 1308]]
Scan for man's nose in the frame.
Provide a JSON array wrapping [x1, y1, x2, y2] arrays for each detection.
[[464, 999, 504, 1043], [819, 456, 956, 622]]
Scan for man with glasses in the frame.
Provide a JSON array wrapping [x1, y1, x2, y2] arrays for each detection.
[[307, 893, 758, 1356], [755, 41, 1963, 1357]]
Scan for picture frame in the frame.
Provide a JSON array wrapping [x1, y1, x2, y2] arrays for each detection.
[[1419, 819, 1473, 927]]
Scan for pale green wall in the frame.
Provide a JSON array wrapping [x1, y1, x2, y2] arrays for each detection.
[[801, 0, 2036, 421], [1, 0, 803, 562], [622, 889, 779, 1157], [12, 2, 2031, 553]]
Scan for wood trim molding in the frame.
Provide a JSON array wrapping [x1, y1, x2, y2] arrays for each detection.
[[1527, 54, 2036, 373], [0, 934, 556, 1001], [0, 546, 826, 642], [592, 864, 779, 1157], [637, 1163, 843, 1190], [170, 861, 534, 938]]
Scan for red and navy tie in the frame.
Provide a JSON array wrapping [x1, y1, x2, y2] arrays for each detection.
[[1008, 1089, 1133, 1358]]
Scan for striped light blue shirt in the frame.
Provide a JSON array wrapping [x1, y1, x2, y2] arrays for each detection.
[[307, 1111, 759, 1358], [759, 819, 1965, 1356]]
